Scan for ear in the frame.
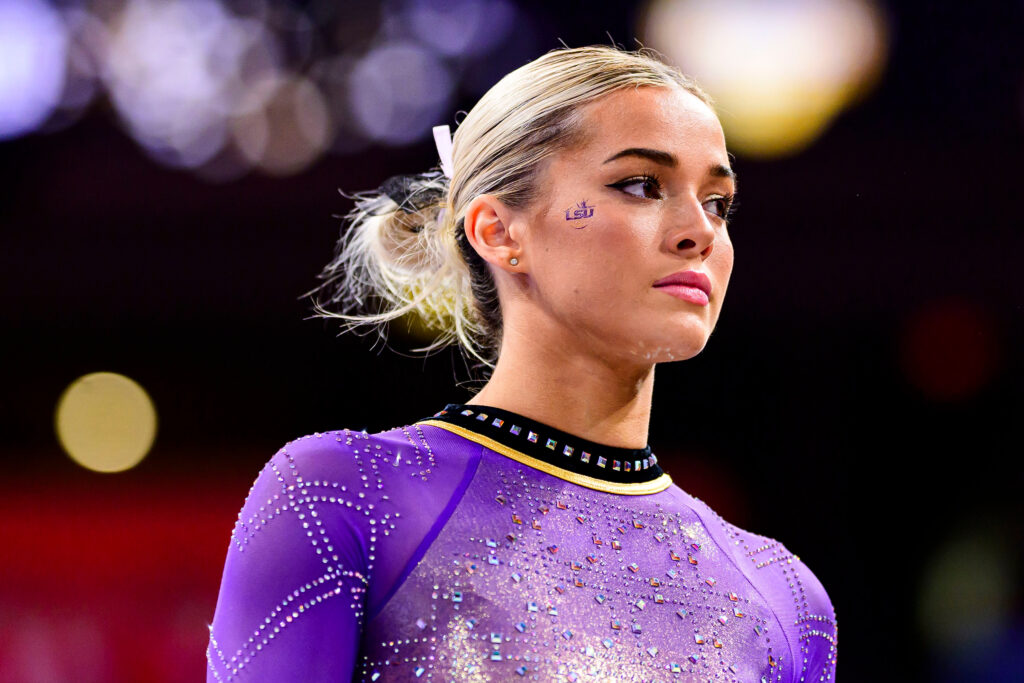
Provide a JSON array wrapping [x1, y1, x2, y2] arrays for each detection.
[[463, 193, 523, 274]]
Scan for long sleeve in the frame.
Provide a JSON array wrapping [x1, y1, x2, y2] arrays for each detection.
[[205, 425, 482, 682], [206, 439, 370, 682]]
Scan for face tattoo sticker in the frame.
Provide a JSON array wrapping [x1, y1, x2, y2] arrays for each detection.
[[563, 199, 594, 229]]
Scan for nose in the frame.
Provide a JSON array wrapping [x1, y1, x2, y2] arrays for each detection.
[[662, 197, 716, 260]]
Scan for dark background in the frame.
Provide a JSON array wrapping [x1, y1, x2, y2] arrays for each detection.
[[1, 0, 1021, 681]]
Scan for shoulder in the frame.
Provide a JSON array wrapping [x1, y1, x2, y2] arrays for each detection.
[[673, 488, 838, 682], [232, 421, 479, 547], [715, 511, 836, 623], [250, 422, 458, 496]]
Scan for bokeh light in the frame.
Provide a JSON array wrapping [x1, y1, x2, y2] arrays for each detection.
[[396, 0, 518, 58], [899, 297, 1002, 402], [639, 0, 888, 158], [918, 523, 1017, 662], [0, 0, 531, 178], [102, 0, 284, 170], [232, 74, 332, 176], [55, 372, 158, 473], [0, 0, 68, 140], [346, 40, 455, 145]]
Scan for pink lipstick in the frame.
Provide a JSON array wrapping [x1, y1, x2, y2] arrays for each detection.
[[652, 270, 711, 306]]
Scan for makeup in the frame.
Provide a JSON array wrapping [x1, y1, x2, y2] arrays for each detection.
[[652, 270, 711, 306]]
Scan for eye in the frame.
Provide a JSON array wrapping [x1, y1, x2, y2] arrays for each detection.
[[703, 194, 735, 221], [607, 173, 663, 200]]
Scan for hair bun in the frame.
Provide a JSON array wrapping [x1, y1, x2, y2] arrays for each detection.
[[377, 170, 447, 214]]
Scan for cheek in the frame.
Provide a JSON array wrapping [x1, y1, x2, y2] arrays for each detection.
[[708, 233, 734, 289], [529, 201, 658, 321]]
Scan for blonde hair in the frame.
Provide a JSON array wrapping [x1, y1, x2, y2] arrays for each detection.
[[305, 45, 712, 370]]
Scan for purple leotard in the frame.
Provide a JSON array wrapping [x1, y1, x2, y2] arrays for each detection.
[[207, 404, 837, 681]]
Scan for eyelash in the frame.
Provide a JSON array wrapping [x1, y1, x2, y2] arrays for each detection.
[[607, 173, 737, 222]]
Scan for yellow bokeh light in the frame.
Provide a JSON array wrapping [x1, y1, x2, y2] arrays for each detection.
[[639, 0, 888, 158], [55, 372, 158, 473]]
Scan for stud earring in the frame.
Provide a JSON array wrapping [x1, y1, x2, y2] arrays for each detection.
[[509, 257, 519, 266]]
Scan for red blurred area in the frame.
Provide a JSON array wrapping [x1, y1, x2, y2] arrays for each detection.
[[0, 454, 256, 683], [899, 297, 1003, 402]]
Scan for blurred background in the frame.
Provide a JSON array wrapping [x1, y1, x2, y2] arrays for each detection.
[[0, 0, 1021, 680]]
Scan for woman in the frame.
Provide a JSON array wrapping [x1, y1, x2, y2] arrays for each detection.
[[206, 45, 837, 682]]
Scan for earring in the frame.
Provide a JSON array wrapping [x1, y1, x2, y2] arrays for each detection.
[[509, 257, 519, 266]]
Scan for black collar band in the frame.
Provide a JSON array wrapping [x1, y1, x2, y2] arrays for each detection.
[[425, 403, 664, 484]]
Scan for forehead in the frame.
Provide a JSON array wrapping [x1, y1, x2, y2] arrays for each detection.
[[569, 86, 727, 164]]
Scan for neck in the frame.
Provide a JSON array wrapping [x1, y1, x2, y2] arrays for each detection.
[[467, 323, 656, 449]]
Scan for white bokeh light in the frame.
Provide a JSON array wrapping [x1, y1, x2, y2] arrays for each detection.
[[347, 40, 454, 146], [102, 0, 284, 169], [397, 0, 517, 58], [0, 0, 68, 140]]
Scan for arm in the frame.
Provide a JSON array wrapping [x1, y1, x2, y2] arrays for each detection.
[[206, 441, 369, 682]]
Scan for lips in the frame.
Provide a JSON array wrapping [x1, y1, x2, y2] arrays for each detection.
[[652, 270, 711, 295]]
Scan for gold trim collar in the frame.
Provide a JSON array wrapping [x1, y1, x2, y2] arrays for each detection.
[[417, 419, 673, 496]]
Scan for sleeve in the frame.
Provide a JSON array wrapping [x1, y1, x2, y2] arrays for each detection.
[[721, 520, 839, 683], [788, 552, 838, 682], [206, 439, 370, 682]]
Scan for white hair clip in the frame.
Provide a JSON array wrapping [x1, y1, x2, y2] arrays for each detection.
[[432, 125, 454, 179]]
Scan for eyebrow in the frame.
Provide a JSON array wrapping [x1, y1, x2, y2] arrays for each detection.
[[602, 147, 736, 182]]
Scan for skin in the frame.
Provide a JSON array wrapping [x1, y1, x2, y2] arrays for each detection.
[[462, 85, 736, 448]]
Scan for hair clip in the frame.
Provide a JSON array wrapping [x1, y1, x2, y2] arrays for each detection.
[[432, 125, 454, 179]]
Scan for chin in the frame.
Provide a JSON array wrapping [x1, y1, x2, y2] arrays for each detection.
[[660, 339, 709, 363], [621, 330, 711, 364]]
